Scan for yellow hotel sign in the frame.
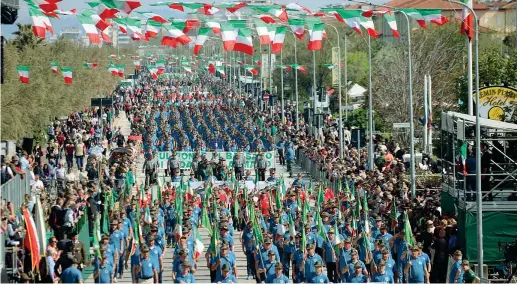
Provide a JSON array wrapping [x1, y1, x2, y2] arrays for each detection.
[[475, 86, 517, 121]]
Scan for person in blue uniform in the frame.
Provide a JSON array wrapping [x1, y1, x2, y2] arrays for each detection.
[[220, 224, 234, 251], [216, 264, 238, 283], [417, 242, 431, 275], [210, 245, 237, 281], [348, 262, 368, 283], [174, 261, 195, 283], [302, 243, 323, 282], [93, 255, 113, 284], [292, 234, 305, 283], [372, 260, 395, 283], [267, 169, 278, 183], [323, 228, 338, 282], [138, 246, 158, 284], [377, 225, 393, 247], [266, 262, 290, 283], [258, 250, 278, 281], [281, 233, 295, 277], [61, 257, 83, 283], [130, 245, 141, 283], [381, 249, 398, 282], [448, 250, 464, 284], [337, 237, 353, 280], [148, 236, 164, 283], [312, 261, 330, 283], [240, 222, 255, 280], [404, 246, 429, 284]]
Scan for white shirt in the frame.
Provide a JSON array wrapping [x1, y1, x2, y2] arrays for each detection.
[[32, 179, 44, 191]]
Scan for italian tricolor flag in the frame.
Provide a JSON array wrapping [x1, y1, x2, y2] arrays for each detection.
[[285, 3, 312, 15], [17, 66, 29, 84], [99, 0, 141, 14], [461, 0, 474, 40], [61, 67, 73, 84], [256, 14, 276, 24], [384, 12, 400, 38], [156, 60, 166, 74], [288, 18, 305, 40], [50, 61, 59, 74], [162, 23, 191, 47], [253, 19, 270, 44], [205, 21, 221, 34], [81, 10, 111, 32], [83, 62, 98, 68], [107, 64, 118, 75], [307, 23, 324, 51], [145, 19, 162, 40], [87, 1, 119, 20], [291, 64, 306, 73], [29, 5, 53, 38], [134, 60, 141, 70], [221, 23, 237, 51], [194, 27, 211, 55], [234, 28, 253, 55], [183, 66, 193, 74], [278, 64, 292, 71], [148, 65, 158, 79], [116, 64, 125, 78], [251, 5, 288, 22], [77, 14, 101, 44], [333, 9, 363, 36], [401, 9, 447, 29], [271, 26, 287, 54], [136, 11, 168, 23], [244, 65, 258, 76], [216, 66, 226, 78], [126, 18, 144, 40]]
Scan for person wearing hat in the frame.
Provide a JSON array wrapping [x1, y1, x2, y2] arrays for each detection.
[[381, 248, 397, 282], [220, 224, 234, 251], [70, 232, 86, 271], [173, 260, 195, 283], [99, 235, 117, 273], [378, 224, 393, 246], [291, 173, 305, 189], [241, 222, 256, 280], [285, 143, 295, 178], [449, 250, 464, 284], [292, 233, 305, 283], [172, 249, 192, 281], [258, 249, 279, 281], [109, 220, 124, 281], [308, 260, 328, 283], [347, 262, 368, 283], [372, 260, 395, 283], [93, 255, 114, 284], [343, 249, 368, 281], [60, 257, 83, 283], [143, 152, 159, 186], [323, 228, 338, 282], [267, 168, 278, 183], [404, 246, 429, 284], [130, 244, 141, 283], [415, 242, 431, 276], [254, 151, 267, 182], [210, 245, 237, 282], [167, 151, 180, 179], [137, 246, 157, 284], [392, 229, 409, 282], [148, 235, 164, 283], [461, 260, 480, 283], [265, 262, 289, 283], [233, 152, 244, 180], [216, 264, 238, 283], [337, 237, 353, 279], [301, 243, 323, 282], [188, 172, 199, 184]]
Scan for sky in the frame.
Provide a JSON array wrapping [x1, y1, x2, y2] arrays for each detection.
[[2, 0, 388, 37]]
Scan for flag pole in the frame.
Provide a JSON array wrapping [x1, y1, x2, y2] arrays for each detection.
[[280, 48, 285, 124], [326, 23, 344, 159], [292, 31, 300, 130]]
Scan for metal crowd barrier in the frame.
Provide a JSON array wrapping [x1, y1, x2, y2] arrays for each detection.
[[1, 170, 31, 212]]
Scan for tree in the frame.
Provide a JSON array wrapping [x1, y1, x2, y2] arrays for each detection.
[[12, 24, 44, 51]]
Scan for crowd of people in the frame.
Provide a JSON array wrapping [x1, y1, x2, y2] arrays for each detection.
[[0, 65, 482, 284]]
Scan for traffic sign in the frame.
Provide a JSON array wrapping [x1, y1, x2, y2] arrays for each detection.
[[263, 93, 270, 101], [393, 122, 410, 128]]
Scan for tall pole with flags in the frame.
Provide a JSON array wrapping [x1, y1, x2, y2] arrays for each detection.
[[293, 32, 300, 130], [462, 0, 474, 115], [367, 34, 374, 171], [280, 49, 285, 124], [327, 23, 344, 159]]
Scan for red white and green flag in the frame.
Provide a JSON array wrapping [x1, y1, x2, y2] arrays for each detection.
[[156, 60, 166, 74], [332, 9, 363, 36], [183, 66, 193, 74], [99, 0, 141, 15], [145, 20, 162, 40], [17, 66, 29, 84], [461, 0, 474, 40], [162, 23, 191, 47], [29, 5, 53, 38], [384, 12, 400, 38], [216, 66, 226, 78], [359, 13, 379, 38], [107, 64, 118, 75], [253, 58, 262, 66], [400, 9, 447, 29], [50, 61, 59, 74], [87, 1, 119, 20], [136, 11, 168, 23], [278, 64, 292, 71], [291, 63, 306, 73], [148, 65, 158, 79], [267, 24, 276, 44], [244, 65, 259, 76], [194, 27, 211, 55], [271, 26, 287, 54], [205, 20, 221, 34], [250, 5, 288, 22], [307, 22, 324, 50], [81, 10, 111, 31], [226, 2, 247, 13], [113, 17, 128, 33], [208, 63, 215, 74], [198, 3, 220, 15], [83, 61, 98, 68], [126, 17, 144, 40], [171, 19, 199, 34], [116, 64, 125, 77], [61, 67, 73, 84], [256, 14, 276, 24], [323, 63, 336, 69], [285, 3, 312, 15], [77, 14, 101, 44], [253, 19, 270, 44], [288, 18, 305, 40], [23, 207, 41, 271], [221, 23, 237, 51], [133, 60, 141, 70]]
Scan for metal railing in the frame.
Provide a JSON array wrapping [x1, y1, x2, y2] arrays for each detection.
[[1, 170, 31, 211]]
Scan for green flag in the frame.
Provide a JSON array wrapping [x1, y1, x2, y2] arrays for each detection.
[[403, 211, 416, 247], [317, 184, 324, 205], [92, 217, 101, 257]]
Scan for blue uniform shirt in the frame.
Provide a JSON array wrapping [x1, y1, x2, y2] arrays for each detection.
[[266, 273, 291, 283], [304, 253, 323, 281], [61, 266, 83, 283], [140, 257, 157, 279], [372, 271, 395, 283], [149, 246, 163, 270], [348, 273, 368, 283], [94, 264, 113, 283], [174, 273, 195, 283], [312, 272, 330, 283], [449, 260, 464, 284], [405, 256, 426, 283], [216, 274, 238, 283], [323, 241, 337, 263]]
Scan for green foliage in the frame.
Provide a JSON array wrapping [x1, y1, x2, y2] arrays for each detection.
[[479, 47, 506, 85], [11, 24, 44, 51], [343, 107, 387, 132], [1, 35, 135, 140]]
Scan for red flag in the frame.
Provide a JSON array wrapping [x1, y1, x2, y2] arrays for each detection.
[[208, 63, 215, 74], [23, 207, 41, 272]]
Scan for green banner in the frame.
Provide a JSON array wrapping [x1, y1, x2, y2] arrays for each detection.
[[158, 151, 275, 170]]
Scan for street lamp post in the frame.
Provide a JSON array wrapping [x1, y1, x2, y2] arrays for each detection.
[[280, 49, 285, 124], [326, 23, 344, 159]]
